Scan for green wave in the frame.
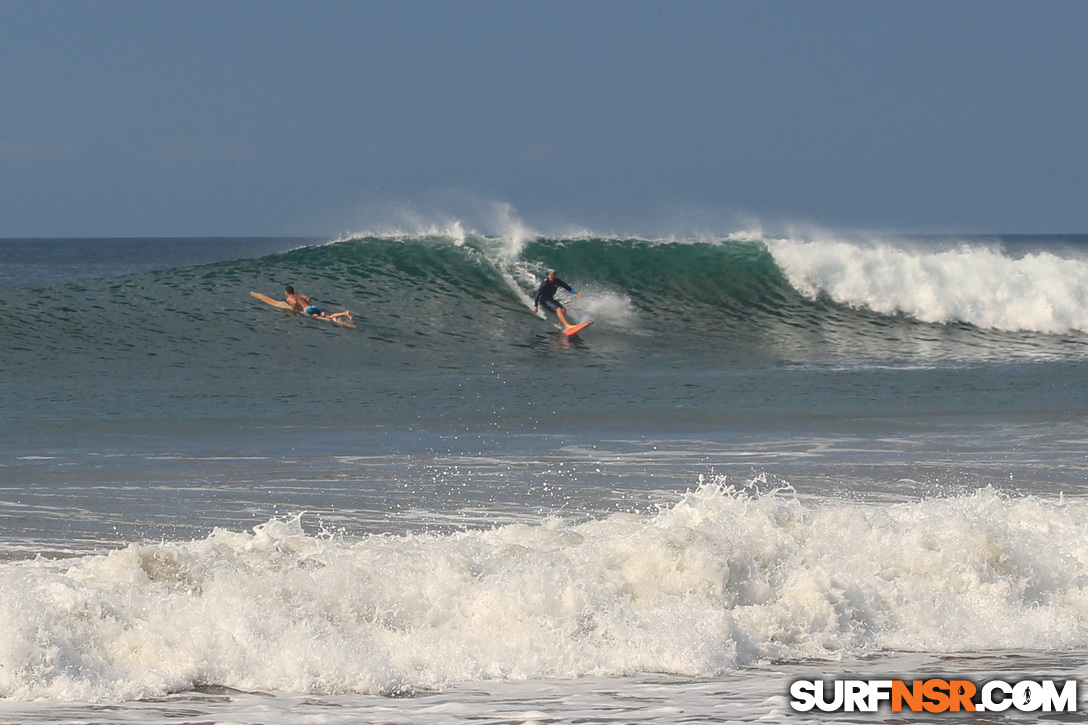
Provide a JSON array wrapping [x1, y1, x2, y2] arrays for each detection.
[[4, 235, 1084, 381]]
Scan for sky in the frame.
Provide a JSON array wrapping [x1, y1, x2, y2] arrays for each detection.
[[1, 0, 1086, 238]]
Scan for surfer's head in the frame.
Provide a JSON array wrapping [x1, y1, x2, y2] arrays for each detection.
[[285, 285, 295, 294], [546, 269, 556, 279]]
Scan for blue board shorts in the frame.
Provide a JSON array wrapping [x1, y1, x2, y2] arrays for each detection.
[[540, 299, 563, 313], [304, 306, 322, 316]]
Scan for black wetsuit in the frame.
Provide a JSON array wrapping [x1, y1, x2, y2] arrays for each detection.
[[534, 277, 574, 313]]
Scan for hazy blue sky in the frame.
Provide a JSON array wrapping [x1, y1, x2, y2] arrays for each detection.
[[1, 1, 1085, 237]]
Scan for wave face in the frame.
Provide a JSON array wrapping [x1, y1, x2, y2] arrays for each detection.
[[6, 234, 1088, 359], [3, 484, 1087, 700], [3, 233, 1088, 423]]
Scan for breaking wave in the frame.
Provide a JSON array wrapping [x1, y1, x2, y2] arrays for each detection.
[[3, 483, 1087, 701]]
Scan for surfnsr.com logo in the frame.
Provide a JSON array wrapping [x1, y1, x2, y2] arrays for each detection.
[[789, 679, 1078, 713]]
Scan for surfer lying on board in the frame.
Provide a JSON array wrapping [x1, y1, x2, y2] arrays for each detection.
[[284, 286, 353, 322], [533, 269, 581, 330]]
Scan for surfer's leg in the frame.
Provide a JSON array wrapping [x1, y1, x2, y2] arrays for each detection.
[[555, 306, 571, 329]]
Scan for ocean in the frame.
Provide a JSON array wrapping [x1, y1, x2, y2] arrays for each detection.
[[2, 230, 1088, 723]]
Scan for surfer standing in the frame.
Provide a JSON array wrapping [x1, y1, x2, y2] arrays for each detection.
[[284, 286, 353, 322], [533, 269, 581, 330]]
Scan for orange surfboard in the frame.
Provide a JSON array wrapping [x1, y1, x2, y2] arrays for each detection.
[[564, 321, 594, 337]]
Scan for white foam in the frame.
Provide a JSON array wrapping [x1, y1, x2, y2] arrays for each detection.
[[4, 484, 1088, 702], [767, 237, 1088, 333], [575, 288, 639, 330]]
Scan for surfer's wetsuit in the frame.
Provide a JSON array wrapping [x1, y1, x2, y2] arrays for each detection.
[[534, 276, 574, 313]]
